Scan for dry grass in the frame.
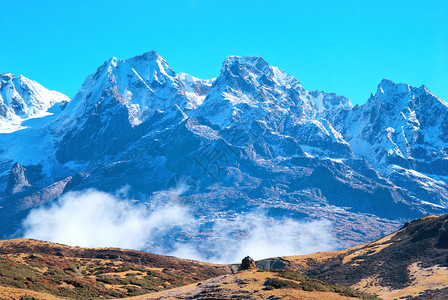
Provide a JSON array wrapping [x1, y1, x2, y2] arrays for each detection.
[[4, 214, 448, 300], [125, 270, 362, 300], [0, 238, 228, 299], [280, 231, 398, 271], [353, 262, 448, 300], [0, 285, 64, 300], [280, 214, 448, 300]]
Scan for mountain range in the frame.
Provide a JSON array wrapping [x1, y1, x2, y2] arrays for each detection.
[[1, 50, 448, 257]]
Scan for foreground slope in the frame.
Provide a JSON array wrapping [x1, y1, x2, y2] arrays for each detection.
[[127, 270, 376, 300], [0, 239, 228, 299], [268, 213, 448, 299], [0, 239, 377, 300]]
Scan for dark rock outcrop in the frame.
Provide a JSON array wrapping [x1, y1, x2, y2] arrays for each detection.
[[4, 162, 44, 195], [4, 163, 30, 195], [240, 256, 257, 271]]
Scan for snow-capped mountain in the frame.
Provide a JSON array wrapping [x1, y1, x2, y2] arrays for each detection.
[[1, 51, 447, 258], [193, 55, 353, 159], [54, 51, 212, 162], [332, 79, 448, 169], [331, 79, 448, 208], [0, 73, 69, 133], [56, 51, 206, 129]]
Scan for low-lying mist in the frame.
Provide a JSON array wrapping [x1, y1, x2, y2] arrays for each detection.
[[22, 188, 337, 264]]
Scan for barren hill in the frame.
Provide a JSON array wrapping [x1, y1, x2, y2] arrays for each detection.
[[0, 239, 228, 299], [0, 239, 375, 300], [264, 214, 448, 299]]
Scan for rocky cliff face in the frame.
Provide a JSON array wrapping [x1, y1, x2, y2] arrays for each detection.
[[0, 51, 447, 257]]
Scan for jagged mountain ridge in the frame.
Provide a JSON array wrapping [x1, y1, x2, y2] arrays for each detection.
[[0, 51, 447, 257], [53, 52, 353, 163], [332, 79, 448, 172], [331, 79, 448, 208]]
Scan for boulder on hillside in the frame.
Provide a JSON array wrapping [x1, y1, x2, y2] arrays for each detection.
[[240, 256, 257, 271]]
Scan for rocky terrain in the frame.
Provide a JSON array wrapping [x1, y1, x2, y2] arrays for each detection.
[[0, 72, 69, 133]]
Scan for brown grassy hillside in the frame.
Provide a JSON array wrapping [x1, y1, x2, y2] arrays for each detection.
[[270, 214, 448, 299], [0, 238, 378, 300], [124, 269, 377, 300], [0, 239, 228, 299]]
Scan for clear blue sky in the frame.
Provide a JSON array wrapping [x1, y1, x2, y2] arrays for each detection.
[[1, 0, 447, 105]]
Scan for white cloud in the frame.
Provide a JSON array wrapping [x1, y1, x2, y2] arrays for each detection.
[[22, 189, 191, 250], [23, 188, 337, 264], [170, 213, 337, 264]]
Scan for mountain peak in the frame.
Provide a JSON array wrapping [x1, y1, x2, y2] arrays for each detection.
[[222, 55, 267, 65], [372, 79, 444, 109], [376, 79, 410, 96], [107, 56, 119, 67], [86, 51, 175, 91], [217, 55, 304, 91], [100, 51, 168, 74], [221, 55, 271, 76], [125, 51, 175, 79], [0, 72, 15, 81], [131, 50, 162, 61], [55, 50, 183, 133], [420, 84, 431, 93]]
